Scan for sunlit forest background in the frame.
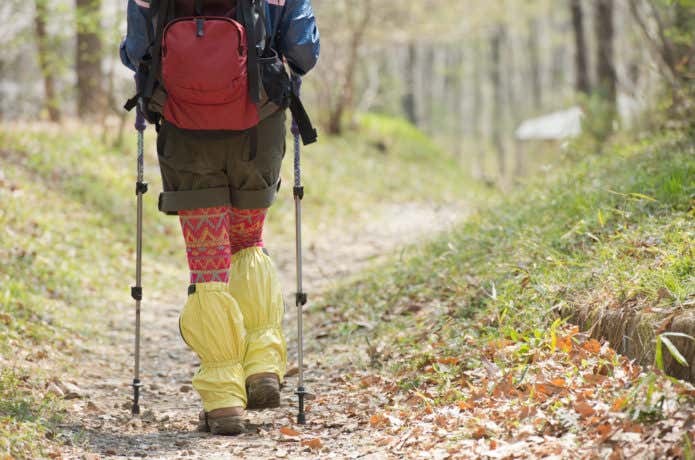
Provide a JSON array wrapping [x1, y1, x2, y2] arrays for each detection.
[[1, 1, 694, 458], [3, 0, 693, 181]]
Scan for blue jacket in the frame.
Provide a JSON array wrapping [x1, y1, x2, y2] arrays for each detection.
[[120, 0, 320, 76]]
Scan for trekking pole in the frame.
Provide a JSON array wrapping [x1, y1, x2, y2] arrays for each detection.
[[291, 75, 308, 425], [131, 91, 148, 415]]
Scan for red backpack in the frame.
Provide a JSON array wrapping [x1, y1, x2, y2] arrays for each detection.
[[125, 0, 317, 147], [161, 4, 258, 130]]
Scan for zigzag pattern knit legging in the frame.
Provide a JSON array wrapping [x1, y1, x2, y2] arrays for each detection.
[[179, 206, 267, 284]]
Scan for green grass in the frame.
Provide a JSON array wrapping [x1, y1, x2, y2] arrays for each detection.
[[323, 131, 694, 377], [0, 368, 63, 458], [0, 113, 472, 456]]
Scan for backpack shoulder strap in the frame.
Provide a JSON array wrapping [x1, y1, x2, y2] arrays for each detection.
[[142, 0, 173, 99], [239, 0, 261, 103]]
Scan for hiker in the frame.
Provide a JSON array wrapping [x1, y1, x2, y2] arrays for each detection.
[[120, 0, 319, 435]]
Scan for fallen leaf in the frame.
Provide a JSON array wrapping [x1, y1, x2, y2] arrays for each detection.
[[597, 422, 612, 441], [611, 396, 627, 412], [457, 401, 474, 411], [472, 425, 487, 439], [301, 438, 322, 449], [623, 422, 643, 433], [573, 401, 595, 418], [583, 339, 601, 354], [584, 374, 607, 385], [536, 383, 563, 396], [279, 426, 300, 437], [435, 414, 448, 428], [550, 378, 566, 387], [557, 336, 573, 353], [360, 375, 381, 387], [369, 413, 390, 428]]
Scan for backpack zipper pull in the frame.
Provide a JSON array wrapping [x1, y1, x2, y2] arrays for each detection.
[[196, 18, 205, 37]]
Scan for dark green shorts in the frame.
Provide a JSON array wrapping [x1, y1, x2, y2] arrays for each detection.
[[156, 110, 286, 214]]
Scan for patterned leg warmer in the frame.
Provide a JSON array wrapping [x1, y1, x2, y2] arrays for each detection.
[[227, 207, 287, 381], [178, 207, 246, 411], [179, 206, 232, 283]]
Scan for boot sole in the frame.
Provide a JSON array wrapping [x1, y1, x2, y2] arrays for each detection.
[[247, 380, 281, 409], [208, 415, 246, 435], [198, 412, 246, 435]]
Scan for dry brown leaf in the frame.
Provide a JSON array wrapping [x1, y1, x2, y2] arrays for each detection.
[[536, 383, 563, 396], [472, 425, 487, 439], [369, 413, 390, 428], [584, 374, 608, 385], [608, 447, 625, 460], [611, 396, 628, 412], [301, 438, 322, 449], [597, 423, 612, 440], [550, 378, 566, 387], [279, 426, 300, 437], [623, 422, 644, 433], [360, 375, 381, 388], [573, 401, 595, 418], [557, 336, 573, 353], [435, 414, 448, 428], [437, 357, 460, 365], [583, 339, 601, 354], [457, 401, 474, 411], [581, 389, 595, 399], [518, 405, 535, 419]]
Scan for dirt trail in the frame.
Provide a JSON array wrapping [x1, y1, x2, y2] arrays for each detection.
[[59, 203, 462, 460]]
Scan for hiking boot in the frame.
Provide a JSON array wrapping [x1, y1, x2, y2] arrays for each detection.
[[197, 407, 246, 435], [246, 374, 280, 409]]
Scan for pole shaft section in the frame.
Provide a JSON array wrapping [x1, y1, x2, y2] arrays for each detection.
[[133, 115, 145, 415], [295, 196, 303, 388], [132, 76, 146, 415]]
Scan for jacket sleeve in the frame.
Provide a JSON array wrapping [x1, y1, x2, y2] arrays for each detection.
[[277, 0, 320, 76], [120, 0, 153, 71]]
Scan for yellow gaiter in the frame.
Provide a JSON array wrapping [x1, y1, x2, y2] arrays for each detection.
[[179, 283, 247, 411], [228, 247, 287, 382]]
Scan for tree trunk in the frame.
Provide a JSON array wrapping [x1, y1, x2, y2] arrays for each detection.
[[490, 25, 506, 180], [34, 0, 61, 122], [472, 44, 485, 179], [401, 42, 417, 125], [527, 18, 543, 111], [570, 0, 590, 94], [75, 0, 104, 119], [594, 0, 616, 105], [326, 0, 372, 135]]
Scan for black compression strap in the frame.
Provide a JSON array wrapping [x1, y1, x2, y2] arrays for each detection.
[[289, 91, 318, 145], [124, 95, 139, 112], [194, 0, 203, 16]]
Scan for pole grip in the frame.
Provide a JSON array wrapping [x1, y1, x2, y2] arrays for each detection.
[[290, 75, 301, 137], [134, 75, 146, 132]]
